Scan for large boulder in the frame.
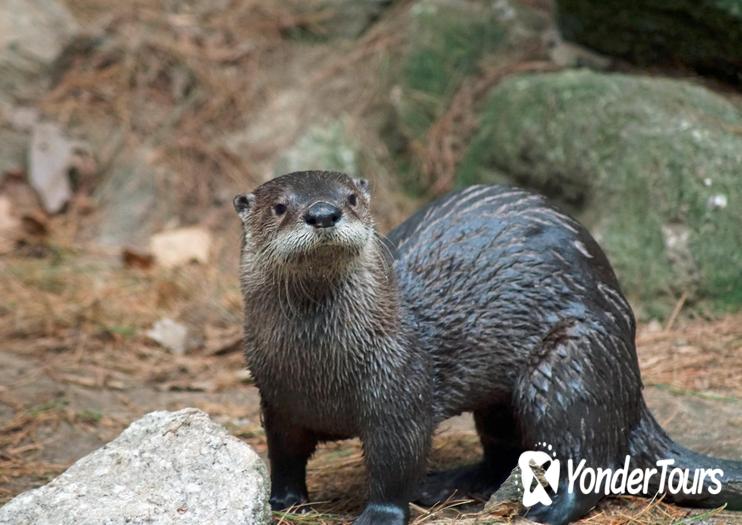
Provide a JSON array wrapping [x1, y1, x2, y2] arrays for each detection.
[[555, 0, 742, 84], [0, 0, 79, 103], [457, 70, 742, 317], [0, 408, 271, 525]]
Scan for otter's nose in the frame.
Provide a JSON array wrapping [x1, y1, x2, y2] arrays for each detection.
[[304, 202, 342, 228]]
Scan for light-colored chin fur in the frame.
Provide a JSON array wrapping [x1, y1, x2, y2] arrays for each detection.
[[243, 219, 375, 278]]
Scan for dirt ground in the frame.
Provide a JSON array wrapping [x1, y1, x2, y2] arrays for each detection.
[[1, 248, 740, 524]]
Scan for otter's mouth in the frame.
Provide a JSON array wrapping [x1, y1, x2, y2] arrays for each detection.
[[264, 221, 371, 267], [292, 235, 365, 262]]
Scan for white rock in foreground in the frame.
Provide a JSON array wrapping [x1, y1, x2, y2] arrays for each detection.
[[0, 408, 270, 525]]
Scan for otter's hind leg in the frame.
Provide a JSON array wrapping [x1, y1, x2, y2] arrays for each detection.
[[513, 320, 640, 525], [415, 405, 521, 505]]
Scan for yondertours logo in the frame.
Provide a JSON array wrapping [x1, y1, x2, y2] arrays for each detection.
[[516, 442, 724, 507], [518, 442, 560, 506]]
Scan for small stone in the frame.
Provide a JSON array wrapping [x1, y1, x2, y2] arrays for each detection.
[[146, 318, 189, 354], [486, 467, 524, 508], [707, 194, 727, 209], [28, 122, 76, 214]]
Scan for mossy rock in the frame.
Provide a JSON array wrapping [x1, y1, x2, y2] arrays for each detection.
[[274, 120, 359, 177], [389, 0, 547, 191], [556, 0, 742, 84], [398, 0, 506, 139], [458, 70, 742, 317]]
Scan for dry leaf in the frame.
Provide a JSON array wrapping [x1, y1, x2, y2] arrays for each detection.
[[20, 210, 49, 236], [121, 247, 155, 270], [0, 195, 21, 254], [149, 226, 212, 268]]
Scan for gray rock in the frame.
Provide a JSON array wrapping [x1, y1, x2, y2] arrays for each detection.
[[273, 119, 360, 177], [0, 0, 79, 102], [0, 124, 29, 178], [0, 408, 271, 525], [93, 149, 169, 247], [0, 104, 39, 177]]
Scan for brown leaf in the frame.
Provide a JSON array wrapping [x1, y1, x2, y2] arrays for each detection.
[[20, 210, 49, 236], [0, 196, 21, 254], [149, 226, 212, 268], [121, 248, 155, 270]]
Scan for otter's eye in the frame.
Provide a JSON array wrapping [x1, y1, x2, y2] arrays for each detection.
[[348, 194, 357, 207], [273, 203, 287, 216]]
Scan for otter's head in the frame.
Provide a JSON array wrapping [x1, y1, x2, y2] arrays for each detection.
[[233, 171, 375, 275]]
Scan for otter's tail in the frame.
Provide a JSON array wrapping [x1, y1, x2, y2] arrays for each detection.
[[628, 400, 742, 510]]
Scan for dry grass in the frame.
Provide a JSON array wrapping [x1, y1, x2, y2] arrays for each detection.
[[637, 316, 742, 398]]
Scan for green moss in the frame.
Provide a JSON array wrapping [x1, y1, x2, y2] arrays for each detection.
[[399, 1, 506, 139], [389, 0, 520, 192], [77, 409, 103, 424], [30, 398, 69, 417], [104, 324, 136, 338], [458, 70, 742, 316]]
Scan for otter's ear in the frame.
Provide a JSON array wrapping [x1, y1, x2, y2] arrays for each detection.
[[354, 178, 370, 200], [233, 193, 255, 223]]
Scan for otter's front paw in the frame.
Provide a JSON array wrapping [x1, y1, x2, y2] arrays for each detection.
[[269, 490, 309, 512], [354, 503, 408, 525]]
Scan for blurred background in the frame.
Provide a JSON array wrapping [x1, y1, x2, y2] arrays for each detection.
[[1, 0, 740, 522]]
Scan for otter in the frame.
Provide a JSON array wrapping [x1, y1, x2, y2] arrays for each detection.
[[234, 171, 741, 525]]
